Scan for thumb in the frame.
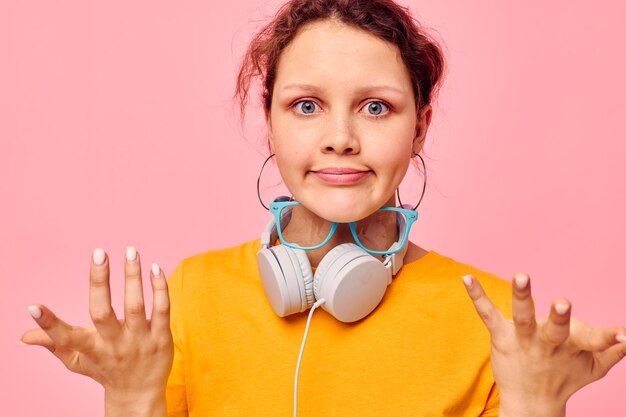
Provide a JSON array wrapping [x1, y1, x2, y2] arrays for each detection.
[[592, 337, 626, 380]]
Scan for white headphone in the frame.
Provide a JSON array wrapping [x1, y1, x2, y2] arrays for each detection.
[[257, 205, 409, 323]]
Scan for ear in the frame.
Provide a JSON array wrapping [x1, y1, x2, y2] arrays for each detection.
[[412, 104, 433, 155]]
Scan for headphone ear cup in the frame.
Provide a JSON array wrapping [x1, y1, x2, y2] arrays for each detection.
[[293, 248, 315, 309], [314, 243, 389, 323], [257, 244, 313, 317]]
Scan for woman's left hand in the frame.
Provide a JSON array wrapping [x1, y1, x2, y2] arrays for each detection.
[[462, 273, 626, 417]]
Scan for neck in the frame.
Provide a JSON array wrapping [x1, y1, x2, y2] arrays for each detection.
[[282, 195, 398, 268]]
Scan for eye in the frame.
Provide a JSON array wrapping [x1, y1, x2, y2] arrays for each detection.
[[364, 101, 390, 117], [293, 100, 319, 115]]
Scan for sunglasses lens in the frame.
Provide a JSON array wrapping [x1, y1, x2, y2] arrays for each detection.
[[276, 204, 334, 249], [354, 209, 409, 253]]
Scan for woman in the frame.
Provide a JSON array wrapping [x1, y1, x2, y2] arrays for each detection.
[[20, 0, 626, 416]]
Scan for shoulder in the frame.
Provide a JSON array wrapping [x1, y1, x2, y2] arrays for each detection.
[[398, 249, 512, 316], [167, 239, 262, 291], [179, 239, 260, 272], [441, 251, 511, 299]]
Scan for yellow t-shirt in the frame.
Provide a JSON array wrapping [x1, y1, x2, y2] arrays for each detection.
[[165, 239, 512, 417]]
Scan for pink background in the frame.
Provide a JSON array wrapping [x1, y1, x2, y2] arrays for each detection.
[[2, 0, 625, 415]]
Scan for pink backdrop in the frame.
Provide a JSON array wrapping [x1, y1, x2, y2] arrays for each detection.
[[2, 0, 625, 415]]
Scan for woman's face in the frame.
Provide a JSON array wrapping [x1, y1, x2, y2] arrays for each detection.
[[267, 19, 431, 223]]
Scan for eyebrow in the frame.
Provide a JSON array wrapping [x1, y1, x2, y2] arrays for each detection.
[[281, 83, 405, 96]]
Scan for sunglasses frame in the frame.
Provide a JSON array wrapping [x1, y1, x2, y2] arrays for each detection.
[[269, 200, 418, 256]]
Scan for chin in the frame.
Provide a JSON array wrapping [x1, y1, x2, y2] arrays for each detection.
[[314, 208, 368, 223], [299, 193, 383, 223]]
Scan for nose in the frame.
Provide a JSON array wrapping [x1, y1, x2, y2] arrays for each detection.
[[320, 113, 360, 155]]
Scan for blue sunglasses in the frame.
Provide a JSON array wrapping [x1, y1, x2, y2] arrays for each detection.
[[269, 200, 418, 256]]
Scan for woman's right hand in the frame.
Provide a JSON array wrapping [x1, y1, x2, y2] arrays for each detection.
[[20, 247, 173, 412]]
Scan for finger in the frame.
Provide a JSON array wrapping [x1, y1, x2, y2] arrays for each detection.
[[541, 298, 571, 347], [124, 246, 148, 333], [149, 263, 171, 337], [568, 320, 626, 352], [511, 272, 537, 338], [89, 248, 121, 339], [21, 327, 55, 348], [20, 330, 82, 371], [591, 335, 626, 380], [25, 304, 93, 352], [462, 274, 506, 335]]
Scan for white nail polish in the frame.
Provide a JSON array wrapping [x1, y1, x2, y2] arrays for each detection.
[[555, 302, 570, 315], [514, 274, 529, 289], [462, 274, 473, 287], [126, 246, 137, 262], [151, 262, 160, 276], [28, 305, 42, 319], [617, 334, 626, 343], [93, 248, 105, 266]]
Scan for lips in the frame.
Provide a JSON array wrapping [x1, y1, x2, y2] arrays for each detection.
[[310, 167, 372, 185]]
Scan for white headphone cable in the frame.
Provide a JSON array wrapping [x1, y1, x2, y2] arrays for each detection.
[[293, 298, 325, 417]]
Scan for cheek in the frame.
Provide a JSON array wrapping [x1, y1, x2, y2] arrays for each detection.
[[273, 124, 318, 166], [274, 143, 308, 174], [273, 137, 311, 191], [274, 151, 297, 180], [368, 136, 413, 173], [383, 154, 412, 187]]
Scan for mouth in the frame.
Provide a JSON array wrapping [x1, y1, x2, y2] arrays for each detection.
[[310, 167, 373, 185]]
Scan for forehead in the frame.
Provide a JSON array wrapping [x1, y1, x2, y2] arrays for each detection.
[[274, 19, 412, 95]]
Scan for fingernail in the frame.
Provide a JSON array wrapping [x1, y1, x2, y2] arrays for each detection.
[[126, 246, 137, 262], [151, 262, 160, 276], [28, 305, 42, 319], [19, 339, 27, 346], [555, 302, 570, 315], [93, 248, 105, 266], [514, 273, 529, 289], [462, 274, 473, 288], [617, 334, 626, 343]]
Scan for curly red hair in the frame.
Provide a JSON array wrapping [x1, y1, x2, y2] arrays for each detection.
[[234, 0, 446, 142]]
